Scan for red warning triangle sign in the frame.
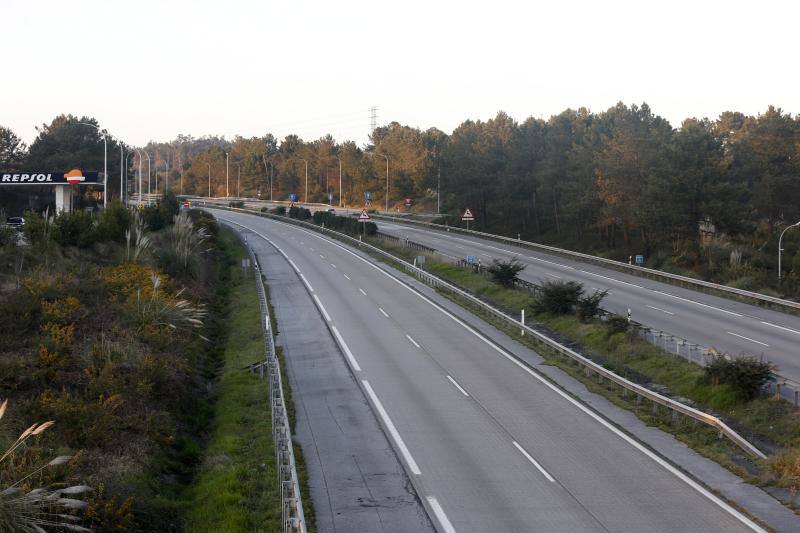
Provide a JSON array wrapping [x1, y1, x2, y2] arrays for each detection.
[[358, 209, 371, 221], [461, 208, 474, 221]]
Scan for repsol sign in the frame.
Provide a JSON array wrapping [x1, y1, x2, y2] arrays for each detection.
[[0, 170, 99, 186]]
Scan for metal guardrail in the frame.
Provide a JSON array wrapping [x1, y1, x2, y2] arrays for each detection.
[[370, 213, 800, 314], [236, 237, 307, 533], [209, 204, 768, 460]]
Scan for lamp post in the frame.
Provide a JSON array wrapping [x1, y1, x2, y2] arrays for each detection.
[[206, 163, 212, 198], [380, 153, 389, 212], [262, 155, 273, 203], [778, 221, 800, 280], [76, 122, 108, 208], [236, 162, 241, 198], [225, 152, 230, 199], [154, 151, 159, 195], [300, 158, 308, 203], [336, 155, 343, 207], [143, 151, 151, 200]]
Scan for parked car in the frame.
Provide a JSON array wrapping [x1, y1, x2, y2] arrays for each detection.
[[6, 216, 24, 228]]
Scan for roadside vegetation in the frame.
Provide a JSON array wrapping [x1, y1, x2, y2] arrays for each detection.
[[0, 197, 296, 529]]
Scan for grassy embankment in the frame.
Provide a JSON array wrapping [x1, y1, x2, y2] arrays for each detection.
[[185, 228, 316, 532]]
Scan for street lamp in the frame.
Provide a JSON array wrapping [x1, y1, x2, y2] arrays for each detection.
[[380, 153, 389, 212], [76, 122, 108, 208], [225, 152, 230, 199], [299, 158, 308, 203], [336, 155, 343, 207], [143, 151, 152, 201], [236, 161, 241, 198], [262, 155, 273, 202], [778, 221, 800, 280], [206, 163, 212, 198]]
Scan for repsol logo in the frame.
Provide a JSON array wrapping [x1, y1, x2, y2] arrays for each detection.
[[1, 173, 53, 183]]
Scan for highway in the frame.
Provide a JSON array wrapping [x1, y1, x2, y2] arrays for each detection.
[[213, 208, 762, 533], [375, 220, 800, 383]]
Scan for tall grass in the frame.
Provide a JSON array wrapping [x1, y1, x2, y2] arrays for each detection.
[[0, 399, 91, 532]]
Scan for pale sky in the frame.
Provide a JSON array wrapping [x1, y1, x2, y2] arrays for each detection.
[[3, 0, 798, 147]]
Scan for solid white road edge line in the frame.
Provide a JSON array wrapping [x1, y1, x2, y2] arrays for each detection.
[[426, 496, 456, 533], [512, 441, 555, 482], [405, 334, 421, 348], [312, 294, 332, 322], [379, 307, 390, 318], [359, 288, 367, 296], [362, 380, 422, 475], [647, 305, 675, 316], [331, 325, 362, 371], [343, 273, 351, 280], [727, 331, 770, 347], [218, 213, 765, 533], [761, 321, 800, 336], [299, 273, 314, 293], [446, 375, 469, 397]]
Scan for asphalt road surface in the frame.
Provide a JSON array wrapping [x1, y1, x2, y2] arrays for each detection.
[[213, 208, 762, 533]]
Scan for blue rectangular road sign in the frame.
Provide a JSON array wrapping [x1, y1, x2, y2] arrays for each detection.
[[466, 255, 476, 265], [635, 254, 645, 265], [289, 193, 298, 202], [365, 191, 372, 200]]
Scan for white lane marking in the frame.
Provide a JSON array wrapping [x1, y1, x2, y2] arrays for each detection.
[[299, 273, 314, 293], [222, 214, 764, 532], [578, 269, 644, 289], [331, 326, 362, 371], [481, 253, 491, 258], [343, 274, 352, 281], [405, 334, 421, 348], [727, 331, 770, 347], [761, 321, 800, 335], [359, 288, 367, 296], [330, 263, 337, 269], [309, 247, 314, 251], [545, 273, 562, 279], [512, 441, 555, 483], [652, 290, 743, 317], [646, 305, 675, 316], [446, 375, 469, 397], [362, 380, 421, 475], [426, 496, 456, 533], [312, 294, 332, 322], [319, 254, 326, 259], [379, 307, 390, 318], [457, 245, 466, 250]]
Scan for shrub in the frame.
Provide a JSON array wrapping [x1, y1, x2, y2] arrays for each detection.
[[22, 209, 54, 246], [53, 210, 97, 248], [228, 200, 244, 208], [275, 206, 286, 216], [96, 200, 131, 242], [767, 447, 800, 488], [576, 289, 608, 322], [486, 259, 526, 287], [535, 280, 583, 314], [605, 314, 630, 336], [157, 211, 210, 279], [288, 205, 311, 220], [701, 354, 773, 402]]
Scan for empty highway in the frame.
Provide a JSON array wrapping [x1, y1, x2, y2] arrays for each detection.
[[213, 208, 762, 533]]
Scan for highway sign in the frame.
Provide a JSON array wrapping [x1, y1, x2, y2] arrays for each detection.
[[635, 254, 645, 265], [466, 255, 476, 265], [288, 193, 298, 202], [364, 191, 372, 200], [358, 209, 370, 221], [461, 208, 474, 221], [405, 197, 412, 207]]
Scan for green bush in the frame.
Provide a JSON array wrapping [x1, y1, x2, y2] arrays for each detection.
[[23, 210, 52, 245], [229, 201, 244, 208], [486, 259, 526, 287], [701, 355, 773, 402], [534, 280, 583, 314], [53, 209, 97, 248], [605, 314, 630, 336], [274, 206, 286, 216], [288, 205, 311, 220], [97, 200, 131, 242], [311, 210, 376, 236], [576, 289, 608, 322]]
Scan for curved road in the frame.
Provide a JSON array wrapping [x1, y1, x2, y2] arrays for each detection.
[[214, 208, 762, 533]]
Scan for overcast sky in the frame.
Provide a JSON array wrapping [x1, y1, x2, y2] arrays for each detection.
[[3, 0, 798, 147]]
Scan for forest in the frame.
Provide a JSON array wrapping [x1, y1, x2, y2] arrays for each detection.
[[2, 102, 800, 295]]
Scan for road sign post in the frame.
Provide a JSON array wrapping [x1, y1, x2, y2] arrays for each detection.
[[461, 208, 474, 230], [358, 209, 370, 238]]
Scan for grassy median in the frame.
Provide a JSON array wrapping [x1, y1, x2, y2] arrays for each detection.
[[184, 230, 281, 531]]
